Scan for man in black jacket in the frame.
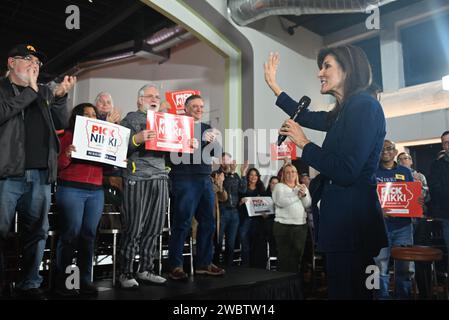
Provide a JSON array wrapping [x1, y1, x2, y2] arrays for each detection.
[[0, 44, 76, 299], [214, 152, 248, 266], [429, 130, 449, 290]]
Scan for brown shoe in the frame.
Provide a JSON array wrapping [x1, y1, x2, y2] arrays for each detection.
[[169, 267, 188, 281], [195, 264, 225, 276]]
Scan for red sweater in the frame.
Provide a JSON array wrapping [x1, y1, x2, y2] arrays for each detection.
[[58, 130, 103, 186]]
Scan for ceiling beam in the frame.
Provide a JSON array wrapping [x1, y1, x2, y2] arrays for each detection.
[[43, 0, 144, 74]]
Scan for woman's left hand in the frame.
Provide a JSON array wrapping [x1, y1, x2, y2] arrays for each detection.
[[279, 119, 310, 149], [264, 52, 283, 96], [297, 184, 307, 198]]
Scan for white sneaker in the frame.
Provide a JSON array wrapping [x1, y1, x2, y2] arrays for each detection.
[[136, 271, 167, 284], [119, 274, 139, 289]]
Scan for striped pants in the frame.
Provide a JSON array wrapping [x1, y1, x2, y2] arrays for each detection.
[[119, 178, 168, 274]]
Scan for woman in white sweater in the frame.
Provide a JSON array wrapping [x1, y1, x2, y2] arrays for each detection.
[[272, 164, 311, 273]]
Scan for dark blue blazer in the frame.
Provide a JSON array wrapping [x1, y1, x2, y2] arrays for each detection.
[[276, 91, 388, 254]]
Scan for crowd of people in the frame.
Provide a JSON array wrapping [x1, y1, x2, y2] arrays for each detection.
[[0, 42, 448, 301]]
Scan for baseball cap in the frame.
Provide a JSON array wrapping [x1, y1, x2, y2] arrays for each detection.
[[7, 44, 47, 64]]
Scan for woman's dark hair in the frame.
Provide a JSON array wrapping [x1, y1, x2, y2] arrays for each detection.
[[265, 176, 279, 197], [68, 103, 98, 131], [317, 44, 379, 123], [246, 168, 266, 195]]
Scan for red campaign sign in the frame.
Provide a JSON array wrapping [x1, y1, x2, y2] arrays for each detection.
[[270, 142, 297, 160], [146, 110, 194, 153], [376, 181, 423, 218], [165, 90, 201, 115]]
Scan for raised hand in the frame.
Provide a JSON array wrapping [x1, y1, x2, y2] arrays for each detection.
[[54, 75, 77, 97], [230, 160, 237, 174], [298, 184, 307, 198], [27, 66, 39, 92], [263, 52, 283, 96], [204, 131, 216, 143], [241, 159, 249, 177], [106, 108, 121, 124]]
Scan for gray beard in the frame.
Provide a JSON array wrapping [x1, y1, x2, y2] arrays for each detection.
[[140, 103, 159, 113], [15, 70, 30, 84]]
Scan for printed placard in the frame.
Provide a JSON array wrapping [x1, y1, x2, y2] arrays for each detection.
[[165, 89, 201, 115], [146, 110, 194, 153], [376, 181, 423, 217], [71, 116, 130, 168], [243, 197, 275, 217], [271, 142, 297, 160]]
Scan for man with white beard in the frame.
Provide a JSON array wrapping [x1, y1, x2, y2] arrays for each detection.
[[0, 44, 76, 299], [118, 84, 169, 288]]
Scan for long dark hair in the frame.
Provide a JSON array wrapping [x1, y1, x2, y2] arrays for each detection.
[[317, 45, 379, 124], [68, 103, 98, 131], [246, 168, 266, 195], [265, 176, 279, 197]]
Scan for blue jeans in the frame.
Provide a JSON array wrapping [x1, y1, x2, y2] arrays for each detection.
[[441, 219, 449, 287], [169, 177, 215, 269], [0, 169, 50, 290], [239, 216, 251, 267], [374, 223, 414, 299], [218, 207, 240, 266], [56, 186, 104, 283]]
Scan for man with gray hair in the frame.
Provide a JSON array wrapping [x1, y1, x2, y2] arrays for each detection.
[[0, 44, 75, 299], [168, 94, 225, 280], [94, 91, 120, 123], [118, 84, 168, 288]]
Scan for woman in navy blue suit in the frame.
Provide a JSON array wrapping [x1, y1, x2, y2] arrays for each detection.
[[264, 45, 388, 299]]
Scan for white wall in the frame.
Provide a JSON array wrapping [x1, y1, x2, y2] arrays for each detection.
[[73, 39, 226, 131], [206, 0, 326, 177], [73, 0, 332, 179]]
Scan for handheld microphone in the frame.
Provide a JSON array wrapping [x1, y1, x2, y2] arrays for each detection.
[[277, 95, 311, 146]]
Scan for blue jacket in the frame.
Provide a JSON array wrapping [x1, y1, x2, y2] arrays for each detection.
[[276, 91, 387, 254]]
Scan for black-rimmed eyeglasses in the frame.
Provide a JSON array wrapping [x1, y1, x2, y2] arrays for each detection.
[[13, 55, 43, 67]]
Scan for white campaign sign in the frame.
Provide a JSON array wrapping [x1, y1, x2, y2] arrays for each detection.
[[71, 116, 130, 168], [244, 197, 275, 217]]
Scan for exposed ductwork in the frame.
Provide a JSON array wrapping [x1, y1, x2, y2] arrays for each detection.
[[56, 25, 193, 80], [227, 0, 397, 26], [146, 26, 194, 52]]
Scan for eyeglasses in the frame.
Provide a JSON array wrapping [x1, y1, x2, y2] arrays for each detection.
[[382, 146, 395, 152], [141, 94, 160, 100], [13, 55, 43, 67], [399, 156, 412, 161]]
